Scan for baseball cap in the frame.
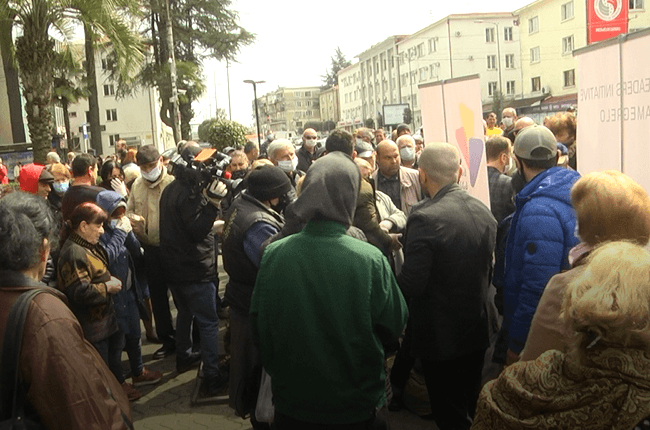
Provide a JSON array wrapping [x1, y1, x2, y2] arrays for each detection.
[[136, 145, 160, 166], [355, 141, 374, 158], [513, 125, 558, 160]]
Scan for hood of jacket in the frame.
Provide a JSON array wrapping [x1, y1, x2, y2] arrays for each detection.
[[18, 163, 46, 194], [289, 151, 360, 228], [516, 166, 580, 208], [96, 189, 126, 217]]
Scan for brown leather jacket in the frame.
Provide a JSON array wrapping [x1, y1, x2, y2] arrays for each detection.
[[0, 270, 132, 430]]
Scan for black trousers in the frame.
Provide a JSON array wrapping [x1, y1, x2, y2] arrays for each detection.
[[144, 245, 175, 349], [420, 349, 486, 430], [274, 406, 388, 430], [389, 321, 415, 391]]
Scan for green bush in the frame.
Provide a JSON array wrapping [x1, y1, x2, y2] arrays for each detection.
[[206, 119, 248, 151], [197, 119, 214, 143]]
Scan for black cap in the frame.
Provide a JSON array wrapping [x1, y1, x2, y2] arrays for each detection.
[[136, 145, 160, 166], [247, 166, 292, 203], [397, 123, 410, 133]]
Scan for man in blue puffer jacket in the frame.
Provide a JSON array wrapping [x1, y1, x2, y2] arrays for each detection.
[[501, 125, 580, 365]]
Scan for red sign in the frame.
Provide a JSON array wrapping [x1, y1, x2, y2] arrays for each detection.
[[588, 0, 628, 44]]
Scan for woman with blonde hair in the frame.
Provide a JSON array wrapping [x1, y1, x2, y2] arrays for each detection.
[[520, 170, 650, 361], [472, 241, 650, 429]]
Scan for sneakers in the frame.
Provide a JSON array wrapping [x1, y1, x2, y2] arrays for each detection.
[[153, 345, 176, 360], [132, 367, 163, 387], [176, 351, 201, 374], [199, 371, 229, 397], [121, 382, 142, 401]]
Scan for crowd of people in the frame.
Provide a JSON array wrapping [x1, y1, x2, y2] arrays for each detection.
[[2, 107, 650, 430]]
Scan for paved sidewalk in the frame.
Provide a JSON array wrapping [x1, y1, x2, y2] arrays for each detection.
[[126, 258, 436, 429]]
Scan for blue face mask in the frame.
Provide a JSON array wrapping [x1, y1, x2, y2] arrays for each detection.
[[52, 181, 69, 194]]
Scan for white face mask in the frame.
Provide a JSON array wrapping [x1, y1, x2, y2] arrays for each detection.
[[141, 165, 161, 182], [400, 146, 415, 161], [278, 157, 297, 173], [502, 117, 514, 128], [304, 138, 316, 148]]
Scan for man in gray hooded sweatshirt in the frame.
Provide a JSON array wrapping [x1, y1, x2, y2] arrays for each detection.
[[250, 152, 408, 429]]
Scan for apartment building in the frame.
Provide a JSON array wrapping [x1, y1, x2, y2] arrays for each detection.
[[257, 86, 321, 138], [337, 62, 363, 130], [319, 85, 340, 126]]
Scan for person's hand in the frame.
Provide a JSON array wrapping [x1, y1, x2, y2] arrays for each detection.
[[203, 180, 228, 207], [506, 349, 520, 366], [127, 214, 145, 236], [106, 276, 122, 294], [389, 233, 402, 252], [110, 178, 128, 197], [115, 216, 132, 234], [379, 220, 393, 233]]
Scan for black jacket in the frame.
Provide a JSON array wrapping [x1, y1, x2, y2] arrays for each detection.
[[397, 183, 497, 361], [222, 191, 284, 314], [159, 175, 219, 285], [296, 146, 315, 172]]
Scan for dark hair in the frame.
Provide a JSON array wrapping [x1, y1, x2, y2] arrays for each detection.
[[0, 192, 58, 271], [72, 153, 97, 177], [518, 154, 558, 170], [100, 159, 122, 184], [485, 136, 511, 162], [61, 202, 107, 245], [244, 140, 258, 154], [326, 129, 354, 156]]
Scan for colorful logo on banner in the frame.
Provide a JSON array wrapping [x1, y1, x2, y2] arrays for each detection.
[[455, 103, 483, 187], [588, 0, 628, 44]]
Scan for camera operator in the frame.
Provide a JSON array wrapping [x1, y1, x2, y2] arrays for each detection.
[[159, 142, 228, 397]]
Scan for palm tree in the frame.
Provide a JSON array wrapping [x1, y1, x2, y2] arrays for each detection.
[[0, 0, 143, 163], [53, 49, 88, 150]]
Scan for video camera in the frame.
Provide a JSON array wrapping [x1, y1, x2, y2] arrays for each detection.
[[169, 145, 242, 195]]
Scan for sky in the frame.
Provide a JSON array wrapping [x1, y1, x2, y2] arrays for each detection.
[[195, 0, 536, 128]]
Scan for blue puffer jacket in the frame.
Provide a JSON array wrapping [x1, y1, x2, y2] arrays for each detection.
[[96, 190, 147, 335], [503, 167, 580, 354]]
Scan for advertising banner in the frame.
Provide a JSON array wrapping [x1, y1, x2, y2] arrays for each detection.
[[576, 28, 650, 193], [383, 104, 410, 126], [419, 75, 490, 208], [587, 0, 628, 44]]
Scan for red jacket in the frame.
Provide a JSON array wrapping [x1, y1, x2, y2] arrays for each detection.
[[0, 164, 8, 184], [18, 163, 46, 194]]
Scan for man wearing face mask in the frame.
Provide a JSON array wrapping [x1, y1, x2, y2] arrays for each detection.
[[499, 125, 580, 367], [229, 150, 250, 180], [222, 166, 291, 428], [268, 139, 304, 204], [397, 135, 417, 169], [502, 108, 518, 143], [372, 140, 422, 217], [485, 136, 515, 224], [126, 144, 176, 360], [296, 128, 318, 172]]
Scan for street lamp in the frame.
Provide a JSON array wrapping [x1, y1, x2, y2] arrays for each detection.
[[243, 80, 265, 146], [475, 20, 503, 102]]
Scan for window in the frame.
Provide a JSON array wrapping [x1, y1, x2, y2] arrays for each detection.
[[109, 134, 120, 146], [486, 27, 495, 43], [532, 76, 541, 92], [562, 35, 574, 54], [295, 91, 302, 97], [504, 27, 513, 41], [564, 69, 576, 87], [428, 38, 437, 53], [506, 81, 516, 95], [419, 68, 427, 81], [345, 94, 349, 103], [488, 82, 498, 96], [306, 110, 312, 117], [85, 111, 90, 122], [101, 58, 113, 70], [304, 91, 311, 97], [561, 1, 574, 20], [417, 43, 424, 57], [529, 16, 539, 34], [531, 46, 540, 63], [103, 84, 115, 96], [69, 111, 77, 118], [487, 55, 497, 70], [106, 109, 117, 121], [429, 64, 438, 79], [505, 54, 515, 69], [630, 0, 644, 9], [296, 101, 302, 107]]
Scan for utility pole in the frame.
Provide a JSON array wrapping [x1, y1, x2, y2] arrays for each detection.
[[226, 59, 232, 121], [244, 80, 265, 146], [166, 0, 181, 143]]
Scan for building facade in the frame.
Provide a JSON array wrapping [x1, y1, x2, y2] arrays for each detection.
[[257, 86, 321, 138], [337, 62, 362, 130], [396, 13, 523, 128], [66, 46, 173, 155], [319, 85, 340, 127]]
